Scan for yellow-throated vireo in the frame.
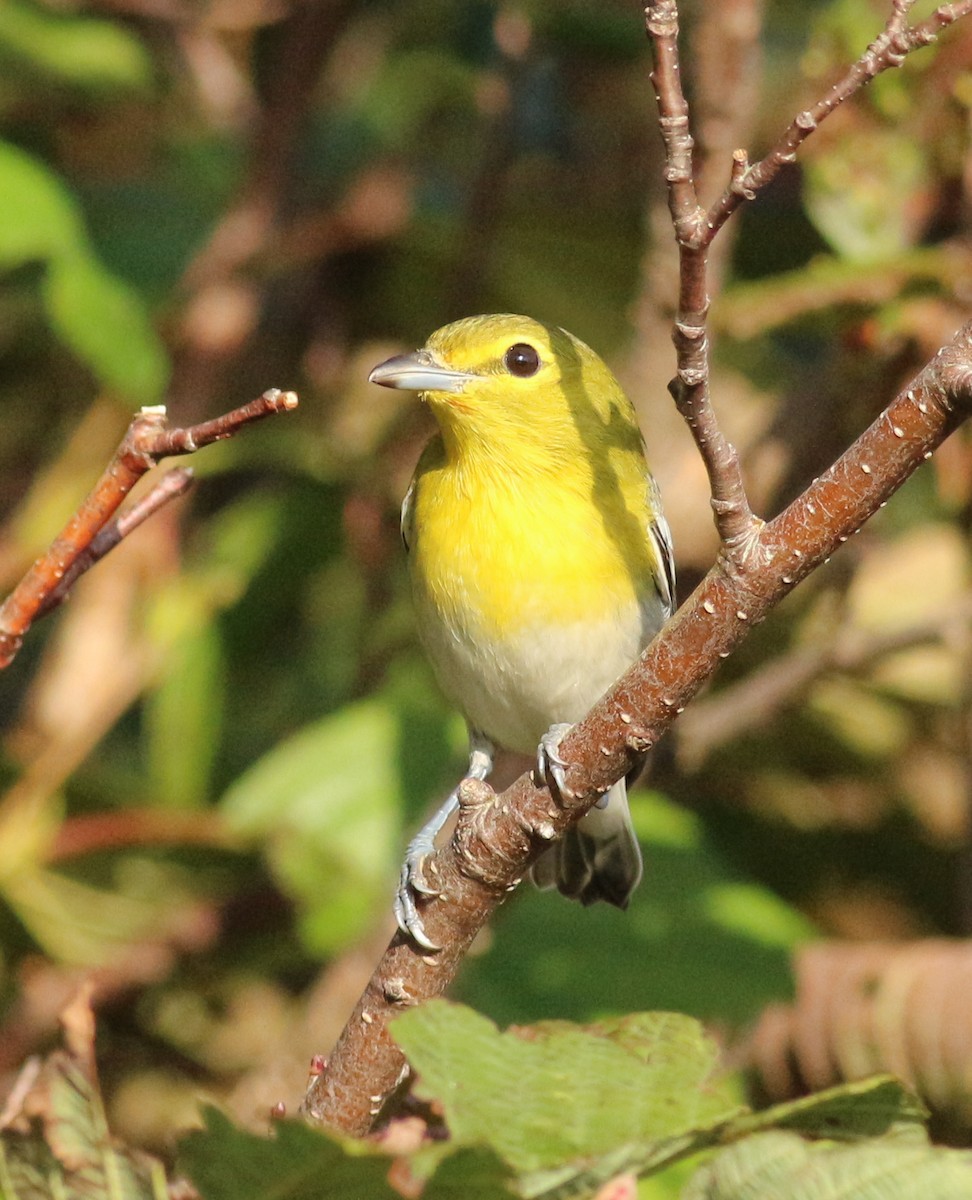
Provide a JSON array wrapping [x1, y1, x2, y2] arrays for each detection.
[[370, 314, 675, 949]]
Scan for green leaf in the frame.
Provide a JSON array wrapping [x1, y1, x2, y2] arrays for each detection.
[[0, 0, 153, 92], [683, 1128, 972, 1200], [0, 1051, 168, 1200], [2, 862, 201, 967], [729, 1075, 928, 1141], [361, 50, 475, 146], [423, 1147, 520, 1199], [43, 252, 169, 403], [220, 697, 403, 952], [0, 139, 85, 266], [145, 622, 225, 808], [392, 1001, 741, 1176], [0, 139, 169, 400], [179, 1108, 403, 1200], [180, 1109, 519, 1200], [804, 127, 927, 263], [521, 1077, 926, 1200]]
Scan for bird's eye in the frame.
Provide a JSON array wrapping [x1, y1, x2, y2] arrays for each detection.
[[503, 343, 541, 378]]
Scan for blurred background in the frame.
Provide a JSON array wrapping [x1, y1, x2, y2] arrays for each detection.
[[1, 0, 972, 1163]]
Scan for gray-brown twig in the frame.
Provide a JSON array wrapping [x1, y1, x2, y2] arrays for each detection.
[[704, 0, 972, 245], [646, 0, 756, 550], [0, 389, 298, 670]]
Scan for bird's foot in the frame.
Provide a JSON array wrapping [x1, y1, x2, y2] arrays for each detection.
[[393, 791, 462, 951], [536, 723, 574, 800], [393, 843, 442, 952], [394, 737, 494, 951]]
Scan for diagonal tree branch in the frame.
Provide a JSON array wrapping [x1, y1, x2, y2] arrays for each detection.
[[0, 389, 298, 670], [303, 0, 972, 1136], [305, 323, 972, 1136]]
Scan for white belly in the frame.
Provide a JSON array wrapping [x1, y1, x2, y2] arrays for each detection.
[[416, 592, 666, 754]]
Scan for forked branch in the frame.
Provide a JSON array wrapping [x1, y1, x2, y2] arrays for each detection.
[[306, 324, 972, 1136], [0, 389, 298, 670], [644, 0, 972, 551], [305, 0, 972, 1137]]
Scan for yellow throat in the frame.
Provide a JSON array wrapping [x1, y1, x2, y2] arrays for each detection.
[[372, 314, 664, 636]]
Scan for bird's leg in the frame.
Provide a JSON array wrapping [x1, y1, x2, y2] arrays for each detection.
[[537, 723, 609, 808], [537, 722, 574, 801], [394, 731, 494, 950]]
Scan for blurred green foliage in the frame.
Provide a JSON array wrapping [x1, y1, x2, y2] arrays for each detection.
[[0, 0, 970, 1188]]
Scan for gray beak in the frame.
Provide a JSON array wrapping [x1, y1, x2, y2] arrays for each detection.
[[368, 350, 475, 393]]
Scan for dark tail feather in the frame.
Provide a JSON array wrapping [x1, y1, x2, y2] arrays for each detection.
[[531, 779, 643, 909]]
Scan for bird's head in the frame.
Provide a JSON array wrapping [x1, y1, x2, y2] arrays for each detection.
[[369, 314, 635, 462]]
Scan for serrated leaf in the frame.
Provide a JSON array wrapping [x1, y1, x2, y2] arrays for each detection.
[[519, 1078, 926, 1200], [683, 1128, 972, 1200], [179, 1109, 520, 1200], [179, 1108, 407, 1200], [392, 1002, 740, 1175]]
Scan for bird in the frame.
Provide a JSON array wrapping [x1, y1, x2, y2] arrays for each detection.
[[369, 314, 675, 949]]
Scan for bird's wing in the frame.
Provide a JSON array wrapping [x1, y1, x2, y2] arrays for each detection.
[[400, 476, 416, 553], [647, 474, 676, 618]]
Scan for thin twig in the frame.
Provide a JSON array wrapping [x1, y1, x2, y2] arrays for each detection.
[[34, 468, 195, 621], [704, 0, 972, 245], [646, 0, 757, 549], [0, 389, 297, 670]]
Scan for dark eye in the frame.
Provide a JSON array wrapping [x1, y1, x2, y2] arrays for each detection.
[[503, 343, 541, 377]]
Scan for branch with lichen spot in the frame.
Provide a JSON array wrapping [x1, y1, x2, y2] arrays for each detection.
[[304, 0, 972, 1138], [676, 592, 972, 772], [304, 322, 972, 1137], [0, 389, 298, 670]]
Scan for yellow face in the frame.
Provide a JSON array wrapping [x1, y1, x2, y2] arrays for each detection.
[[425, 314, 609, 416], [370, 314, 641, 464]]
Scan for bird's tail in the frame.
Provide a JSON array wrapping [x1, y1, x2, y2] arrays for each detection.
[[531, 778, 643, 908]]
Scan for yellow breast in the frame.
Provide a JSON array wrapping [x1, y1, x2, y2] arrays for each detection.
[[407, 435, 658, 641]]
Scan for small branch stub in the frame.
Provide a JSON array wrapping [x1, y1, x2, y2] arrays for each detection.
[[0, 389, 298, 671]]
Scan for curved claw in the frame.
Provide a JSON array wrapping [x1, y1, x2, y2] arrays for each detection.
[[537, 722, 574, 799], [393, 794, 458, 950], [393, 737, 495, 951], [394, 855, 441, 952]]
